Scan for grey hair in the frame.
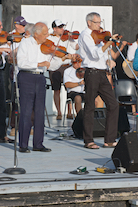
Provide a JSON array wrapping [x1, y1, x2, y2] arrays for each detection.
[[32, 22, 47, 36], [86, 12, 100, 24], [25, 23, 34, 35]]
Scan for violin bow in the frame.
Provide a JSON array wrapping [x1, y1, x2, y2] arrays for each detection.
[[102, 19, 105, 31], [66, 21, 74, 50]]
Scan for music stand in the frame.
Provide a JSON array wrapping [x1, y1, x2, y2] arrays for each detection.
[[3, 36, 26, 175]]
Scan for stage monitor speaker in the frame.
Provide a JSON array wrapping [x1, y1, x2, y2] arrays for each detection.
[[118, 106, 130, 135], [72, 108, 106, 139], [111, 132, 138, 173]]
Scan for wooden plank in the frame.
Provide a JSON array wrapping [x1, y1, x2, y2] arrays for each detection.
[[0, 187, 138, 206]]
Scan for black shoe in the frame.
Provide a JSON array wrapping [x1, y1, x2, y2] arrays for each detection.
[[19, 147, 30, 153], [33, 146, 51, 152]]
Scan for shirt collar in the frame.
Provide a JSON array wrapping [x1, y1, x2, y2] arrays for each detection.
[[31, 36, 40, 45], [86, 27, 92, 34]]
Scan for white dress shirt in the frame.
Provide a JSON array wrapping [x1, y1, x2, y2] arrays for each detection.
[[78, 27, 109, 69], [17, 36, 64, 72], [63, 66, 84, 93], [127, 41, 138, 61]]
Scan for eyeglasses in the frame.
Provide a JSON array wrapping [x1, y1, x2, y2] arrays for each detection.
[[90, 20, 102, 24], [57, 25, 64, 28]]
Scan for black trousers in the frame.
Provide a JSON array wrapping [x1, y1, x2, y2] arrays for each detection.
[[0, 70, 6, 139], [83, 68, 119, 144]]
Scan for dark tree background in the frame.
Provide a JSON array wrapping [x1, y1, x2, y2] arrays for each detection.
[[2, 0, 138, 43], [2, 0, 137, 113]]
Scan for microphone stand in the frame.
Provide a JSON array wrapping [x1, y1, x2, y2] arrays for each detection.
[[3, 37, 26, 175], [115, 42, 138, 133]]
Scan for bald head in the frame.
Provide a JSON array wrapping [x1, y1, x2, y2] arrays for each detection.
[[32, 22, 49, 44]]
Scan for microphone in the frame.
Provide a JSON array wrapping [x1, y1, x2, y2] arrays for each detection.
[[7, 35, 14, 42], [104, 36, 120, 43]]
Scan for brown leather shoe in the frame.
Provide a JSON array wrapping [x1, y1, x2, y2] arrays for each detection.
[[66, 114, 73, 119], [56, 115, 62, 120]]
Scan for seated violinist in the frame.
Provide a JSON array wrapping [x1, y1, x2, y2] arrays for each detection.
[[63, 55, 85, 114]]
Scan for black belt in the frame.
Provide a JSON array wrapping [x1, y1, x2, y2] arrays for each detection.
[[86, 67, 107, 72], [20, 70, 43, 75]]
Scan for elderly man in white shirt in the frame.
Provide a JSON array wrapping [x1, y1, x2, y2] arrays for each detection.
[[17, 22, 74, 153], [78, 12, 119, 149]]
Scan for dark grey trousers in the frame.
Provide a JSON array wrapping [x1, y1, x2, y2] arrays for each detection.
[[83, 68, 119, 144]]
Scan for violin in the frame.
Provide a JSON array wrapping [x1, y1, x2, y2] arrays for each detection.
[[0, 31, 9, 44], [91, 30, 132, 46], [8, 32, 23, 43], [61, 30, 80, 41], [76, 67, 86, 79], [0, 31, 23, 45], [91, 30, 111, 45], [41, 39, 69, 58]]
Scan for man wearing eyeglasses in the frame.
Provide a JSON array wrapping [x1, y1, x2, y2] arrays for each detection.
[[78, 12, 119, 149], [47, 19, 79, 120]]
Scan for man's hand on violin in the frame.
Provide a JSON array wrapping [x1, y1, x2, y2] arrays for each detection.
[[120, 41, 127, 51], [71, 54, 82, 62], [110, 34, 119, 42], [62, 54, 72, 61], [38, 61, 50, 69], [102, 34, 119, 52]]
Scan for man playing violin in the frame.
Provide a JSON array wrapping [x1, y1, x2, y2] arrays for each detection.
[[0, 20, 15, 143], [63, 55, 85, 114], [78, 12, 119, 149], [17, 22, 51, 153], [47, 19, 79, 120], [17, 22, 75, 153]]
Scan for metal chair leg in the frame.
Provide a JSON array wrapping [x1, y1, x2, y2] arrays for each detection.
[[63, 98, 75, 126]]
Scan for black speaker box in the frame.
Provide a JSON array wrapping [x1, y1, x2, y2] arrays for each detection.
[[118, 106, 130, 135], [112, 132, 138, 173], [72, 108, 106, 138]]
